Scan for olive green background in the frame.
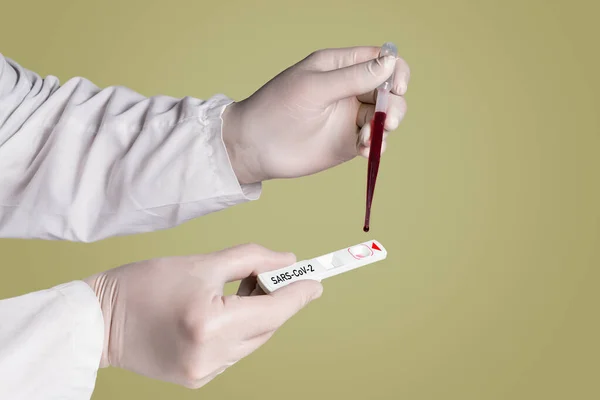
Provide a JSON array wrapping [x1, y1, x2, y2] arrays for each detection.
[[1, 0, 598, 399]]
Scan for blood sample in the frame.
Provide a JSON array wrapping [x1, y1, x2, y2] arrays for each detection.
[[363, 111, 387, 232], [363, 42, 397, 232]]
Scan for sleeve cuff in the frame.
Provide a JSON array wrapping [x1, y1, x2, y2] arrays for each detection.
[[0, 280, 104, 399], [203, 94, 262, 201], [54, 281, 105, 398]]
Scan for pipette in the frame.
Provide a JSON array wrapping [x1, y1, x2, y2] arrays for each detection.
[[363, 42, 398, 232]]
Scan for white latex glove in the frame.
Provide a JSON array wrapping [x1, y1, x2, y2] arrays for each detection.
[[83, 244, 323, 389], [222, 45, 411, 185]]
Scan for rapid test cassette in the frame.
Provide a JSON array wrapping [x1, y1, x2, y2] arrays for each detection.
[[257, 240, 388, 293]]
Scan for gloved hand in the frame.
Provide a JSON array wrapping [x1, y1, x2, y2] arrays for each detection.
[[83, 243, 322, 389], [222, 45, 411, 185]]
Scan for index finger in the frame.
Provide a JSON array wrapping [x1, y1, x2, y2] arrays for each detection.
[[211, 243, 297, 283]]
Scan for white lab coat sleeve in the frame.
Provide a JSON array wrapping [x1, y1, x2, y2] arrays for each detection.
[[0, 280, 104, 400], [0, 53, 261, 242]]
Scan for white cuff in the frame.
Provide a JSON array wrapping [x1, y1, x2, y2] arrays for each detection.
[[0, 281, 104, 400], [203, 94, 262, 202]]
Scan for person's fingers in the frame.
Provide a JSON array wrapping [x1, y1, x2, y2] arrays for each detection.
[[356, 103, 374, 128], [391, 57, 411, 96], [305, 46, 411, 95], [189, 362, 237, 390], [236, 278, 267, 297], [359, 137, 388, 158], [356, 96, 407, 130], [213, 243, 297, 283], [302, 46, 381, 71], [237, 276, 257, 296], [228, 280, 323, 339], [235, 330, 276, 362], [384, 95, 408, 131], [356, 57, 411, 102], [251, 285, 266, 296], [357, 122, 391, 152], [356, 123, 369, 150], [356, 90, 378, 105], [312, 56, 396, 103]]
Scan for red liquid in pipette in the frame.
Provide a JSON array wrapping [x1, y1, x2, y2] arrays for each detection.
[[363, 111, 386, 232]]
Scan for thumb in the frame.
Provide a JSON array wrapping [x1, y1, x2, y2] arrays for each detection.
[[315, 55, 396, 103], [239, 279, 323, 338]]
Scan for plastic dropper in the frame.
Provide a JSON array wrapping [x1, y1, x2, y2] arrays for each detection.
[[363, 42, 398, 232]]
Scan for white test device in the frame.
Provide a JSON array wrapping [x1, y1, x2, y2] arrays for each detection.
[[257, 240, 388, 293]]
